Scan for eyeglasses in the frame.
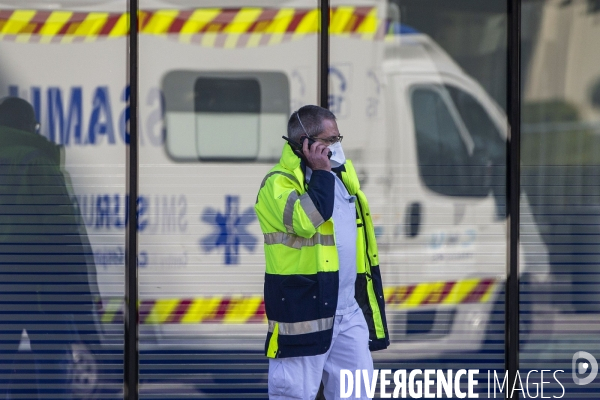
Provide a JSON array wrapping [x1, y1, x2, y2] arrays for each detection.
[[314, 134, 343, 145]]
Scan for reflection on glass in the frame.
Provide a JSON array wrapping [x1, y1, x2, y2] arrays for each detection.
[[139, 2, 318, 397], [0, 97, 99, 398], [194, 78, 261, 160], [329, 0, 508, 393], [0, 2, 127, 398], [521, 0, 600, 397], [163, 71, 290, 162], [413, 85, 482, 197]]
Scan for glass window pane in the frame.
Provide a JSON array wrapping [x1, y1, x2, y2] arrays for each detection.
[[332, 0, 508, 392], [139, 2, 318, 397], [521, 0, 600, 396], [0, 1, 127, 397]]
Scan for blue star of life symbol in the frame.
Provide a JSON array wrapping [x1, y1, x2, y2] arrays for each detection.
[[200, 195, 257, 265]]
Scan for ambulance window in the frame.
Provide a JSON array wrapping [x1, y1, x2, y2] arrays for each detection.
[[445, 85, 506, 206], [194, 78, 260, 161], [411, 87, 476, 197], [163, 71, 289, 162], [445, 85, 505, 165]]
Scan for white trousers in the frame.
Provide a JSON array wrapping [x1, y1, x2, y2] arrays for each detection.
[[268, 307, 374, 400]]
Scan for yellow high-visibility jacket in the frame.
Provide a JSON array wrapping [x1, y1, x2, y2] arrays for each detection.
[[254, 143, 389, 358]]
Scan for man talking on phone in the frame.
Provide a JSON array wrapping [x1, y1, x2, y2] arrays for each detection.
[[254, 105, 389, 399]]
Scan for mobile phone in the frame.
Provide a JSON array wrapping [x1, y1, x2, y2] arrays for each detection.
[[282, 136, 332, 158]]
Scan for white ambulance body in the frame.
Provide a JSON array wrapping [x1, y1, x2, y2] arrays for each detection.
[[0, 0, 547, 372]]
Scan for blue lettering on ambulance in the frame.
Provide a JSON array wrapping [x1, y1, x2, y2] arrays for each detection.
[[79, 195, 95, 227], [119, 85, 131, 145], [328, 65, 347, 116], [366, 69, 381, 118], [7, 84, 166, 147], [31, 87, 42, 125], [179, 195, 187, 231], [92, 247, 150, 268], [145, 87, 165, 146], [76, 194, 187, 233], [136, 194, 188, 234], [93, 246, 125, 268], [138, 196, 148, 231], [113, 194, 127, 228], [138, 250, 148, 267], [88, 86, 115, 145], [95, 194, 111, 228], [47, 87, 83, 145]]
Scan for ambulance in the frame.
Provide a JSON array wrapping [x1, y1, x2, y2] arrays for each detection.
[[0, 0, 548, 394]]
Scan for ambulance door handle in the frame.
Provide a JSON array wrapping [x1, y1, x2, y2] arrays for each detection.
[[405, 202, 421, 238]]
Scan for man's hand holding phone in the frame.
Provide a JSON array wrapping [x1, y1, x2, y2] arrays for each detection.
[[302, 137, 331, 171]]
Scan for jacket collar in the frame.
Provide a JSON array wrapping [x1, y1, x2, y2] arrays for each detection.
[[278, 143, 360, 194], [279, 143, 301, 171], [279, 143, 306, 187], [340, 160, 360, 195]]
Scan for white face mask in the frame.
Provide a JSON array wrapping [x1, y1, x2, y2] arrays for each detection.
[[328, 142, 346, 167]]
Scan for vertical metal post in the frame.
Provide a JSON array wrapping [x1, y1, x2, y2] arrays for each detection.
[[506, 0, 520, 397], [125, 0, 139, 399], [318, 0, 329, 108]]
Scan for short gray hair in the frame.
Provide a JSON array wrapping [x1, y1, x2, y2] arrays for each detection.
[[287, 105, 336, 142]]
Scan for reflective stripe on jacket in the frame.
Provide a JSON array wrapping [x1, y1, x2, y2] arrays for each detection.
[[254, 144, 389, 358]]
